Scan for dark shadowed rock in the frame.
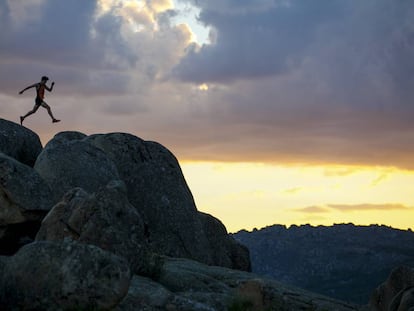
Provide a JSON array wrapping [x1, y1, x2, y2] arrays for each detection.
[[43, 131, 87, 150], [115, 275, 173, 310], [199, 212, 251, 271], [0, 154, 53, 223], [116, 275, 219, 311], [36, 180, 160, 276], [0, 240, 130, 311], [393, 287, 414, 311], [370, 266, 414, 311], [85, 132, 250, 270], [0, 153, 53, 254], [156, 257, 359, 311], [84, 133, 202, 253], [0, 256, 5, 277], [0, 118, 42, 167], [233, 224, 414, 304], [0, 127, 378, 310], [34, 139, 120, 203]]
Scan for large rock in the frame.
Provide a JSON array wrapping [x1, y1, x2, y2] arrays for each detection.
[[36, 180, 160, 276], [0, 118, 42, 167], [155, 257, 359, 311], [0, 248, 360, 311], [42, 131, 87, 150], [85, 133, 202, 255], [0, 240, 131, 310], [31, 131, 249, 270], [0, 153, 53, 254], [116, 257, 360, 310], [115, 275, 173, 311], [0, 256, 5, 278], [34, 137, 120, 203], [115, 275, 214, 311], [199, 212, 251, 271], [85, 132, 250, 270], [0, 154, 53, 223], [369, 266, 414, 311]]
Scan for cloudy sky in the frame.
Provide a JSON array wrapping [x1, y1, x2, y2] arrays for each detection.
[[1, 0, 414, 232]]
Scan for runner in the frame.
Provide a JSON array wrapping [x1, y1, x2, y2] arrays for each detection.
[[19, 76, 60, 125]]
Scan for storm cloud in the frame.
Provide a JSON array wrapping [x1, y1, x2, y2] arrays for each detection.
[[1, 0, 414, 169], [174, 0, 414, 94]]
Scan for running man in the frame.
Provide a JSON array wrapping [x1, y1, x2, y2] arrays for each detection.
[[19, 76, 60, 125]]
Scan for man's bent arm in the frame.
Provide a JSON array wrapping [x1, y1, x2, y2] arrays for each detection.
[[45, 82, 55, 92]]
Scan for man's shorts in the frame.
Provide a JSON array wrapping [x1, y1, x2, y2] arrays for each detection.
[[35, 97, 48, 108]]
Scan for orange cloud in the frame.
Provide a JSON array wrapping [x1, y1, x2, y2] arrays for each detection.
[[282, 187, 303, 194], [295, 206, 330, 214], [328, 203, 411, 212], [295, 203, 412, 214], [323, 167, 358, 177], [370, 174, 388, 187]]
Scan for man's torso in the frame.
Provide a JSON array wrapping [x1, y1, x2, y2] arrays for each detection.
[[36, 83, 45, 100]]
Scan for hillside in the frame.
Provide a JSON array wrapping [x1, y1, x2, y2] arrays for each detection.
[[233, 223, 414, 304]]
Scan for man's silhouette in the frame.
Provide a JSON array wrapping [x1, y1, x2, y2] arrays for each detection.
[[19, 76, 60, 125]]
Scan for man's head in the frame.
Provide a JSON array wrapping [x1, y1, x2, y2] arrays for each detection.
[[41, 76, 49, 82]]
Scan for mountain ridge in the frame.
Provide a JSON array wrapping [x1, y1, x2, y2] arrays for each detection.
[[233, 223, 414, 305]]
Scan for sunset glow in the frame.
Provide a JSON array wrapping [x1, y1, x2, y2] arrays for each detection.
[[181, 162, 414, 232]]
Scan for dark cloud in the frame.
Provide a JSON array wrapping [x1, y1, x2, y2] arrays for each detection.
[[174, 0, 414, 90], [174, 0, 348, 83], [0, 1, 10, 27], [172, 0, 414, 117], [0, 1, 96, 62], [151, 77, 414, 168], [0, 0, 136, 96], [2, 0, 414, 170], [163, 0, 414, 167]]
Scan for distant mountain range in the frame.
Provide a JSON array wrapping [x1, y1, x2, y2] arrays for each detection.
[[232, 223, 414, 304]]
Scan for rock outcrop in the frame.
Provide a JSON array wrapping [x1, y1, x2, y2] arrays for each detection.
[[0, 240, 130, 310], [369, 266, 414, 311], [0, 119, 48, 254], [147, 257, 359, 311], [0, 118, 42, 167], [36, 180, 158, 277], [0, 118, 394, 310], [0, 153, 53, 254], [199, 211, 251, 271], [85, 132, 250, 271], [0, 245, 360, 311], [34, 138, 120, 203], [0, 125, 249, 270]]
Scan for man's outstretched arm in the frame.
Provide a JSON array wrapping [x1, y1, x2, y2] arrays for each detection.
[[19, 83, 37, 94]]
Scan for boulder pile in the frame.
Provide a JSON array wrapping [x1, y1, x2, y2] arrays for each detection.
[[0, 118, 368, 310]]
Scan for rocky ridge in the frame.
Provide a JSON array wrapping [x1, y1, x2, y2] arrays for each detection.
[[233, 224, 414, 305], [0, 118, 407, 310]]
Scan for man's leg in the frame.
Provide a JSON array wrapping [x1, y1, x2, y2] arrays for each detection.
[[20, 104, 40, 124], [41, 101, 60, 123]]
